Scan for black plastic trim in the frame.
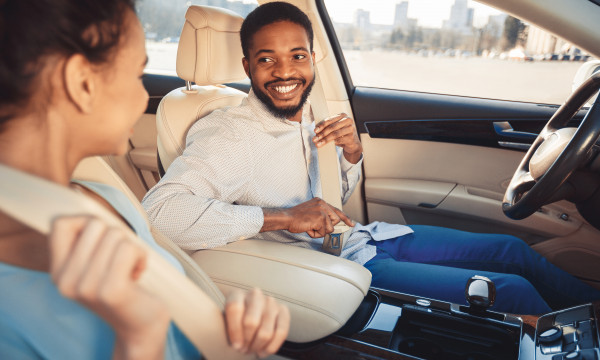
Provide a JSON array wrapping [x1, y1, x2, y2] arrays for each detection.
[[353, 87, 587, 149], [142, 73, 185, 114], [365, 119, 530, 149]]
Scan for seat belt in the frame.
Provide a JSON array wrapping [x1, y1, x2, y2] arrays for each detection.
[[0, 164, 252, 360], [309, 71, 353, 256]]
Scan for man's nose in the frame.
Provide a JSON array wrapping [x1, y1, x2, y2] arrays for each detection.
[[273, 59, 296, 78]]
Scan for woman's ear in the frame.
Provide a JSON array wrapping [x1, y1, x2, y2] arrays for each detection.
[[63, 54, 95, 114]]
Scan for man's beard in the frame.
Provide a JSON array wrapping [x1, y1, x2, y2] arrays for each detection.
[[252, 75, 315, 119]]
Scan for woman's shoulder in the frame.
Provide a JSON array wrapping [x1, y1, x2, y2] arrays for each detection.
[[70, 181, 185, 273]]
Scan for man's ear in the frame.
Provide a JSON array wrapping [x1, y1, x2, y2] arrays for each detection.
[[311, 51, 316, 64], [63, 54, 95, 114], [242, 57, 251, 78]]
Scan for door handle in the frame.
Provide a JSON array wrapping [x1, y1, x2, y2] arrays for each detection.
[[493, 121, 538, 141], [493, 121, 537, 150]]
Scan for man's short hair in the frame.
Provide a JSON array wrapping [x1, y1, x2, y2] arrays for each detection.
[[240, 1, 314, 58]]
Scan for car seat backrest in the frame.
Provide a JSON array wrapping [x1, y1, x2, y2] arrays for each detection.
[[157, 5, 248, 172], [73, 156, 226, 306]]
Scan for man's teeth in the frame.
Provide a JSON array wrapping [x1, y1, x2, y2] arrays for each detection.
[[274, 84, 298, 93]]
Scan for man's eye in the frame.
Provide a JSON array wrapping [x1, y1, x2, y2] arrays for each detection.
[[258, 58, 273, 63], [294, 54, 306, 60]]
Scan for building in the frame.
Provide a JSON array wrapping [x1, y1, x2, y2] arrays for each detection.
[[354, 8, 371, 30], [393, 1, 418, 30], [525, 25, 574, 57], [394, 2, 408, 27], [443, 0, 474, 34]]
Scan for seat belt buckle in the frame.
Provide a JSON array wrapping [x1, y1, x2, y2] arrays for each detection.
[[322, 224, 353, 256]]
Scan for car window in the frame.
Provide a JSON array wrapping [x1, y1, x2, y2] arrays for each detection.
[[323, 0, 593, 105], [137, 0, 258, 75]]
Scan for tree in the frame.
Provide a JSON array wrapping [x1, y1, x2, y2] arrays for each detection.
[[502, 16, 526, 50], [479, 22, 501, 53]]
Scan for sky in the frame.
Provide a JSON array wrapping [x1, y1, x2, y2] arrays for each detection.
[[323, 0, 503, 28]]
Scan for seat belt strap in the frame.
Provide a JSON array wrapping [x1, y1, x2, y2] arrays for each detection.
[[309, 72, 353, 256], [0, 164, 251, 360]]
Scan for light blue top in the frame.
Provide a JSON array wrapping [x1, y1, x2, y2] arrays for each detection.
[[0, 181, 200, 359]]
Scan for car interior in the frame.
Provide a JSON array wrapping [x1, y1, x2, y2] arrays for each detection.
[[7, 0, 600, 358]]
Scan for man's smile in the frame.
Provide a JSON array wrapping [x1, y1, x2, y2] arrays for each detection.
[[274, 84, 297, 94], [266, 80, 304, 101]]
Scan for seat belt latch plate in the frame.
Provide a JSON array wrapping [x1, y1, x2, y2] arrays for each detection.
[[322, 225, 352, 256]]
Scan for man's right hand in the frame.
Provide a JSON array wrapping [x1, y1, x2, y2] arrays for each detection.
[[261, 198, 354, 238]]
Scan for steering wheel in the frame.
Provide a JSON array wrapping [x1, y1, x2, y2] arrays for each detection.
[[503, 72, 600, 220]]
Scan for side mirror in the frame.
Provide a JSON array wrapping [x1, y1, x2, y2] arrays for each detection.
[[572, 60, 600, 107]]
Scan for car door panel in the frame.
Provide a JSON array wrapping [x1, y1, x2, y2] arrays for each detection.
[[351, 86, 600, 285], [361, 135, 583, 242]]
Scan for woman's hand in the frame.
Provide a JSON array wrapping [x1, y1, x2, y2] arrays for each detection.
[[49, 216, 170, 360], [225, 288, 290, 358]]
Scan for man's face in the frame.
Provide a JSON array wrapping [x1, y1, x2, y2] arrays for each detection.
[[243, 21, 316, 121]]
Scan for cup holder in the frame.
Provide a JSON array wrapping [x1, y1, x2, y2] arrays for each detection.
[[394, 337, 444, 358], [462, 352, 497, 360], [390, 305, 520, 360]]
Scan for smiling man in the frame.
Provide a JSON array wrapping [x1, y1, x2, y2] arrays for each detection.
[[143, 1, 600, 315], [243, 20, 316, 122]]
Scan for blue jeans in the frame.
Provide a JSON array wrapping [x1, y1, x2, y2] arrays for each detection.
[[363, 225, 600, 315]]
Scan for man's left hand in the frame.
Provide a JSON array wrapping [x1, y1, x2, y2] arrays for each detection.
[[313, 113, 363, 164]]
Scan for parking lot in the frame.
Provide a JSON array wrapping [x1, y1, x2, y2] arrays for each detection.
[[147, 43, 587, 105]]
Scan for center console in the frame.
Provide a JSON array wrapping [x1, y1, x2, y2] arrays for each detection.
[[535, 305, 599, 360], [280, 277, 600, 360]]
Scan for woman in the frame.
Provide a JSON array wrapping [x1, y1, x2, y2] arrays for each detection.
[[0, 0, 289, 359]]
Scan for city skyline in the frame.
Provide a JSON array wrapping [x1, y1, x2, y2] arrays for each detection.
[[325, 0, 502, 28]]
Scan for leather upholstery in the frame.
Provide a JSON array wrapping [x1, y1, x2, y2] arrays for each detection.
[[157, 5, 248, 171], [157, 85, 246, 170], [191, 240, 371, 342], [176, 6, 247, 85]]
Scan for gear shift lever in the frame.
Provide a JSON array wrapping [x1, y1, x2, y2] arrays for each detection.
[[465, 275, 496, 313]]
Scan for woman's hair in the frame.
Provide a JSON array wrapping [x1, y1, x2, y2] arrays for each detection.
[[0, 0, 136, 125], [240, 2, 313, 59]]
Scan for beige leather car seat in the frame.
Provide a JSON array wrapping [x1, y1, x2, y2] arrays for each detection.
[[156, 5, 372, 343], [156, 5, 247, 172]]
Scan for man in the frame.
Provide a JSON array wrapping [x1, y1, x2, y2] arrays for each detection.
[[143, 1, 600, 315]]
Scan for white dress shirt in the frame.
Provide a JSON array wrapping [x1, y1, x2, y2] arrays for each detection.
[[142, 90, 413, 265]]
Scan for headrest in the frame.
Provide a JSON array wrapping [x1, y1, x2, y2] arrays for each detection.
[[176, 5, 248, 85]]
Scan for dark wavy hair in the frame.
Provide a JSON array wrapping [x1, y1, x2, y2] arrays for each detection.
[[0, 0, 136, 126], [240, 1, 313, 58]]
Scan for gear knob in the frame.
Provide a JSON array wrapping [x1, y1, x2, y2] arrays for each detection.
[[465, 275, 496, 311]]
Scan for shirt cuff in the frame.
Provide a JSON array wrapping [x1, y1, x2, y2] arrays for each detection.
[[235, 205, 265, 240], [340, 153, 364, 173]]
